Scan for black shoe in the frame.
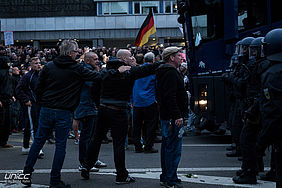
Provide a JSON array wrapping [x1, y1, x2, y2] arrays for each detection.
[[135, 148, 144, 153], [259, 170, 276, 182], [232, 169, 257, 184], [101, 139, 109, 144], [237, 156, 243, 161], [236, 169, 244, 176], [115, 175, 136, 184], [176, 178, 182, 183], [226, 143, 236, 151], [226, 150, 240, 157], [144, 148, 158, 153], [80, 167, 90, 180], [47, 138, 56, 144], [166, 183, 183, 188], [49, 181, 71, 188], [154, 137, 162, 143], [21, 174, 32, 187]]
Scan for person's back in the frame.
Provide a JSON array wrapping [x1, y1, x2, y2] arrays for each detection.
[[99, 59, 133, 108], [37, 54, 100, 111], [100, 57, 160, 108], [132, 52, 158, 153], [22, 40, 102, 188], [133, 72, 156, 107]]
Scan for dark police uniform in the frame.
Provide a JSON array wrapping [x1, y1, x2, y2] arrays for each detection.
[[257, 28, 282, 188], [257, 60, 282, 188]]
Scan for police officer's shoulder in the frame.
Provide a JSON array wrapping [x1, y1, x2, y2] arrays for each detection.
[[257, 59, 271, 75]]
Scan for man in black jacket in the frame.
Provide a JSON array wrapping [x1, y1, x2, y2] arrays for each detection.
[[21, 40, 129, 188], [16, 57, 43, 156], [81, 49, 163, 184], [0, 50, 14, 148], [156, 46, 188, 188]]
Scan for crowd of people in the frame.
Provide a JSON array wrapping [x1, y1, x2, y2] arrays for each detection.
[[1, 28, 281, 188], [0, 41, 189, 188]]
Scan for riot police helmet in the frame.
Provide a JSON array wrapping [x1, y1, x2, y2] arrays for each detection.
[[263, 28, 282, 61], [241, 37, 255, 46], [229, 54, 239, 67], [234, 40, 242, 55], [249, 37, 264, 60], [239, 37, 255, 56]]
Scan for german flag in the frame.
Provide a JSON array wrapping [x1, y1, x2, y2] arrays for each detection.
[[135, 9, 156, 47]]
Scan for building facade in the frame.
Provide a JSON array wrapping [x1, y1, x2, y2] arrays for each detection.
[[0, 0, 189, 48]]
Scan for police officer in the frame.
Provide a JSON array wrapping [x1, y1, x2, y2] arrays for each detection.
[[226, 37, 254, 158], [223, 40, 241, 152], [256, 28, 282, 188], [232, 37, 265, 184]]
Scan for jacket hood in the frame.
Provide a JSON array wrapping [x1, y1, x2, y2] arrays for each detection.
[[0, 56, 10, 69], [106, 59, 126, 70], [156, 63, 177, 75], [53, 55, 77, 67]]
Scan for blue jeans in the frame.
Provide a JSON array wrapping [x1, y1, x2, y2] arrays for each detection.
[[24, 107, 72, 185], [160, 119, 183, 186]]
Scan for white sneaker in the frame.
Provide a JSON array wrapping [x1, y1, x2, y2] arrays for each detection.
[[22, 147, 30, 155], [38, 149, 44, 159], [78, 165, 99, 172], [94, 160, 107, 168]]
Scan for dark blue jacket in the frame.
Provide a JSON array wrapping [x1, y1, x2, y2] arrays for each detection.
[[74, 63, 99, 119], [15, 69, 39, 104]]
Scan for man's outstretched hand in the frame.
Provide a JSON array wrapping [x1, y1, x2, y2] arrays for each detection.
[[118, 66, 131, 73]]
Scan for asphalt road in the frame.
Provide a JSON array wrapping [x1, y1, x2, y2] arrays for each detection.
[[0, 131, 276, 188]]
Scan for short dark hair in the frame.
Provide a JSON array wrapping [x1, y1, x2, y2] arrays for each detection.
[[135, 53, 144, 65]]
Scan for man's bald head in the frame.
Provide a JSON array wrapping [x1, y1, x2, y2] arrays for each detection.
[[117, 49, 130, 59], [117, 49, 135, 65]]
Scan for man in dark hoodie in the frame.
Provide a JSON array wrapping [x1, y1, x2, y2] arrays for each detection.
[[0, 48, 14, 148], [21, 40, 130, 188], [156, 46, 188, 188], [80, 49, 163, 184]]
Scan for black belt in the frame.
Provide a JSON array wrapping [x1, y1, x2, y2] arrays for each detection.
[[100, 104, 126, 111]]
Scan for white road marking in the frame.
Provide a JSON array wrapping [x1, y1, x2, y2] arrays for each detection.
[[0, 167, 271, 174], [0, 181, 48, 188], [182, 144, 230, 147]]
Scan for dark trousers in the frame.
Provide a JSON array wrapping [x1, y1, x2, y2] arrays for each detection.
[[275, 149, 282, 188], [10, 101, 21, 131], [231, 99, 243, 152], [84, 106, 128, 181], [240, 121, 260, 171], [78, 115, 96, 165], [23, 103, 40, 148], [133, 103, 158, 150], [0, 104, 10, 146]]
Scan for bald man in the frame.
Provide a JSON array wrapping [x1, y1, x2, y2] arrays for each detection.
[[81, 49, 163, 184]]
